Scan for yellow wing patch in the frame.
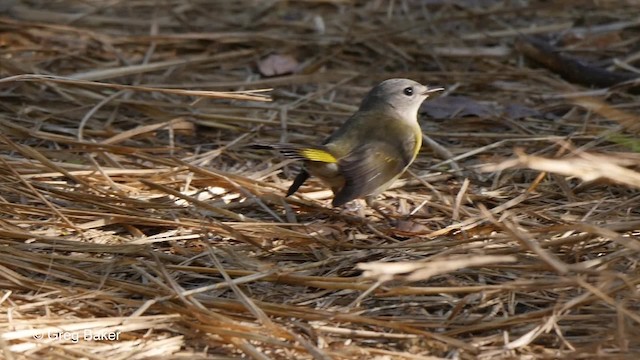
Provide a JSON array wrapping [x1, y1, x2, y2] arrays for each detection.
[[300, 148, 337, 163]]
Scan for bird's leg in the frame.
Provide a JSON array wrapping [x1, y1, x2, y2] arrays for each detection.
[[365, 197, 396, 222]]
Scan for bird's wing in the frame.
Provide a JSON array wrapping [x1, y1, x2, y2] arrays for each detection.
[[252, 144, 337, 163], [252, 143, 337, 197], [331, 136, 416, 206]]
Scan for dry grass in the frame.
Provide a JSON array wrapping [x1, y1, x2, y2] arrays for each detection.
[[1, 1, 639, 359]]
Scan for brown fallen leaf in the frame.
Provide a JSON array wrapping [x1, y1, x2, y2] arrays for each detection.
[[358, 255, 516, 283], [482, 150, 640, 189], [420, 95, 496, 119], [421, 95, 539, 120], [503, 103, 541, 119], [257, 53, 299, 77], [573, 97, 640, 134]]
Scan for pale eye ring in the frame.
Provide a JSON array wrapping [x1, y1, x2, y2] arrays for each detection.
[[403, 87, 413, 96]]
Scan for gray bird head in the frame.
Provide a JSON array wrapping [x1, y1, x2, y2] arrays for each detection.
[[359, 78, 443, 122]]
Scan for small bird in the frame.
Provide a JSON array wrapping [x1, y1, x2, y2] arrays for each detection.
[[257, 78, 443, 208]]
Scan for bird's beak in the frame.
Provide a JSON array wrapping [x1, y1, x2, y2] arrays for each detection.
[[422, 86, 445, 95]]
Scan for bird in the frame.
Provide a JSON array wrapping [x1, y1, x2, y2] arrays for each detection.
[[256, 78, 443, 209]]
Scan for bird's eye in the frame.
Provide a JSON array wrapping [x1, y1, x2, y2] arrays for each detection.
[[403, 87, 413, 96]]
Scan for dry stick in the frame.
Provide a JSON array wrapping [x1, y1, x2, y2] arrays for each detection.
[[0, 135, 96, 191], [314, 325, 419, 340], [140, 264, 276, 358], [504, 312, 563, 350], [153, 71, 357, 90], [506, 277, 640, 349], [575, 277, 640, 326], [422, 133, 462, 174], [183, 129, 255, 166], [478, 205, 570, 275], [139, 178, 254, 222], [173, 159, 285, 223], [355, 348, 446, 360], [452, 178, 470, 221], [358, 255, 517, 283], [131, 263, 175, 295], [3, 233, 145, 253], [205, 247, 325, 360], [430, 135, 585, 174], [568, 223, 640, 252], [85, 155, 123, 194], [467, 16, 640, 42], [68, 53, 232, 81], [0, 74, 272, 101], [144, 252, 235, 328], [210, 295, 477, 353], [335, 314, 477, 354], [572, 96, 640, 134], [346, 279, 385, 309], [418, 192, 532, 239], [184, 317, 292, 351], [134, 269, 199, 316], [277, 74, 359, 143], [0, 117, 152, 154], [287, 332, 333, 360], [101, 117, 189, 145], [483, 150, 640, 189], [134, 8, 159, 84], [231, 340, 272, 360], [406, 169, 451, 209], [164, 263, 533, 296], [206, 247, 279, 333], [429, 139, 508, 171], [461, 22, 574, 40], [78, 89, 125, 141], [179, 270, 281, 299], [0, 143, 80, 234]]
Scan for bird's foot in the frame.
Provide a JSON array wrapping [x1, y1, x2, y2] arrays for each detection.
[[343, 200, 363, 212]]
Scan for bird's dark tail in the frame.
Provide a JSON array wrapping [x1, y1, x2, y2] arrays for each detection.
[[250, 144, 276, 150], [251, 143, 337, 163], [251, 143, 308, 160], [286, 170, 310, 197], [251, 144, 312, 196]]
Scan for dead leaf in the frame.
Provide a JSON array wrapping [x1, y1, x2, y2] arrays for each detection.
[[573, 97, 640, 134], [257, 54, 299, 77], [503, 103, 540, 119], [421, 95, 496, 119], [482, 150, 640, 189], [358, 255, 517, 283]]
